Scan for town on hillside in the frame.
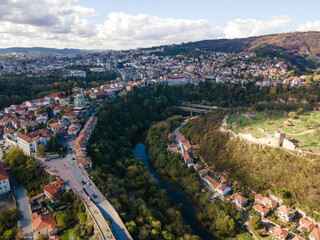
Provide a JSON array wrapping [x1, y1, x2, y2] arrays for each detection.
[[0, 49, 308, 88]]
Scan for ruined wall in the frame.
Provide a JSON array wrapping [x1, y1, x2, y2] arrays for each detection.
[[283, 139, 296, 150]]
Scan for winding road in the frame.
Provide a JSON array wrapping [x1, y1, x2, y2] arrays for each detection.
[[0, 148, 33, 240]]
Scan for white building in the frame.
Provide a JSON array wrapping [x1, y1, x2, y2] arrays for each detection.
[[17, 134, 50, 156], [165, 76, 189, 86], [71, 70, 86, 77], [0, 164, 10, 195]]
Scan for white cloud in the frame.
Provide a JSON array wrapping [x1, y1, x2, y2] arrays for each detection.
[[0, 1, 293, 50], [224, 16, 291, 39], [297, 20, 320, 31], [96, 12, 224, 49]]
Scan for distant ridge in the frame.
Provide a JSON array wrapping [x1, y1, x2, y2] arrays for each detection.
[[145, 31, 320, 57], [0, 47, 96, 55], [144, 31, 320, 72]]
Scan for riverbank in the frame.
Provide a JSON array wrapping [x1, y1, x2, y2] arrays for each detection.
[[144, 116, 254, 239], [133, 143, 215, 240]]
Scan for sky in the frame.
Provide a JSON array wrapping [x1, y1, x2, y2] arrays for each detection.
[[0, 0, 320, 50]]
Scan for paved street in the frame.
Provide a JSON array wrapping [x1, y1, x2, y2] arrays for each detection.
[[42, 140, 132, 240], [0, 149, 33, 240]]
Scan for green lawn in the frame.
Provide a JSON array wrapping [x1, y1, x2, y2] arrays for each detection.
[[61, 229, 73, 240], [227, 111, 320, 151]]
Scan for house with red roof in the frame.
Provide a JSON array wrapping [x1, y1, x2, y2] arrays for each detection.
[[309, 228, 320, 240], [255, 194, 264, 204], [78, 157, 93, 170], [0, 164, 10, 195], [183, 151, 193, 164], [299, 218, 316, 232], [255, 204, 270, 217], [273, 226, 289, 239], [43, 179, 65, 202], [277, 205, 297, 222], [32, 212, 58, 239], [262, 196, 278, 209], [233, 193, 249, 207]]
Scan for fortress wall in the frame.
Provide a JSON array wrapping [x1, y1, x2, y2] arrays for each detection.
[[283, 139, 296, 150]]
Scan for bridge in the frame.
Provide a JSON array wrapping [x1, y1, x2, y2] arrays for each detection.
[[176, 104, 221, 116]]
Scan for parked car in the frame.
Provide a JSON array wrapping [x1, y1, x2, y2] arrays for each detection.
[[87, 182, 91, 186], [81, 180, 86, 185]]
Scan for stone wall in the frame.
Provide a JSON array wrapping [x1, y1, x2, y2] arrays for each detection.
[[283, 139, 296, 150]]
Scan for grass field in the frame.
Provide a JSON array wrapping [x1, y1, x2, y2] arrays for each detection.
[[227, 111, 320, 151], [61, 229, 73, 240]]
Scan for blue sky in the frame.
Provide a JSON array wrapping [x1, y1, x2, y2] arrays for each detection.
[[78, 0, 319, 30], [0, 0, 320, 49]]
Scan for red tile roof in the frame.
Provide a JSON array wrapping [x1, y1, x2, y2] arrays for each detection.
[[0, 164, 9, 181], [310, 228, 320, 240], [18, 134, 33, 143], [273, 227, 289, 239], [255, 204, 270, 215], [78, 157, 92, 166], [32, 213, 58, 232], [43, 179, 64, 196]]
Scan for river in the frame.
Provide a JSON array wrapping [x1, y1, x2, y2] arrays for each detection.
[[133, 142, 215, 240]]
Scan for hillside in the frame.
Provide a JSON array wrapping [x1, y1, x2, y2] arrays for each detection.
[[147, 31, 320, 71], [182, 112, 320, 222]]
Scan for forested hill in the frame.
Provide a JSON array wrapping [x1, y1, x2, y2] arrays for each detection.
[[146, 31, 320, 71]]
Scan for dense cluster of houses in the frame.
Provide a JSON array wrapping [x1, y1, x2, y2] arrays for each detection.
[[0, 47, 309, 89], [74, 116, 98, 170]]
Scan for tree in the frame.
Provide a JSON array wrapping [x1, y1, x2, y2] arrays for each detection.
[[72, 225, 82, 238], [78, 212, 87, 224], [37, 144, 46, 157], [125, 220, 137, 233], [288, 111, 297, 119], [37, 234, 49, 240], [297, 108, 304, 114], [250, 215, 262, 230], [26, 126, 32, 133]]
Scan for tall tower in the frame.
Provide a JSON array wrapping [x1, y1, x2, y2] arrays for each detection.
[[275, 131, 286, 147]]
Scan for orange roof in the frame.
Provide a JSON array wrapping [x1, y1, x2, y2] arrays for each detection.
[[43, 179, 64, 196], [255, 204, 270, 215], [277, 205, 296, 216], [179, 136, 189, 143], [28, 193, 45, 204], [263, 197, 277, 207], [310, 228, 320, 240], [255, 194, 264, 202], [18, 134, 33, 143], [45, 92, 65, 98], [204, 175, 220, 188], [183, 151, 193, 160], [234, 194, 248, 203], [32, 213, 58, 232], [78, 157, 92, 166], [299, 218, 316, 232], [198, 169, 209, 175], [0, 164, 9, 181], [273, 227, 289, 239]]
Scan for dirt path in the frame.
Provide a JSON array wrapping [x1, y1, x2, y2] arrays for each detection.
[[286, 129, 315, 136]]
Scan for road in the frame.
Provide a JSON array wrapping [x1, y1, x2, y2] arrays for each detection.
[[64, 141, 132, 240], [173, 118, 189, 145], [0, 148, 33, 240], [42, 140, 132, 240]]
